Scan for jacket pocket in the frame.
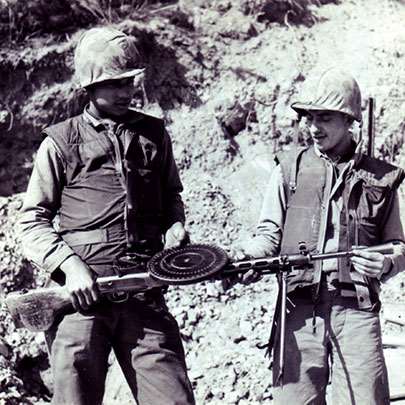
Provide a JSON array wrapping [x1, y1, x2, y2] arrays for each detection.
[[358, 184, 389, 225]]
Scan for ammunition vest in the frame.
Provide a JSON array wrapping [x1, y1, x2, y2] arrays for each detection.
[[277, 145, 404, 308], [43, 113, 167, 266]]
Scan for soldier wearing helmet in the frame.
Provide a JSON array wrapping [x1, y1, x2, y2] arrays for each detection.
[[228, 68, 405, 404], [19, 27, 195, 405]]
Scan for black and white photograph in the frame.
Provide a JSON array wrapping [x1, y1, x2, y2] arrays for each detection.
[[0, 0, 404, 404]]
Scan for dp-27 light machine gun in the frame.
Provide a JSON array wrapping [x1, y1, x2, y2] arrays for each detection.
[[4, 242, 398, 385]]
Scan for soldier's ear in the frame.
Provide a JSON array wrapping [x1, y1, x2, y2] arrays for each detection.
[[343, 113, 354, 126]]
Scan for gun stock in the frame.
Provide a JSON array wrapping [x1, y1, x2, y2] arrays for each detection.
[[5, 286, 73, 332], [5, 272, 163, 332]]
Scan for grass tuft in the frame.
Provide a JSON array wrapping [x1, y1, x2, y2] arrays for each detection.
[[240, 0, 340, 26], [0, 0, 173, 42]]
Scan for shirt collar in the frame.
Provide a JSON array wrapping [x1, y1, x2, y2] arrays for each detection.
[[83, 105, 144, 130], [314, 139, 362, 166], [83, 107, 105, 130]]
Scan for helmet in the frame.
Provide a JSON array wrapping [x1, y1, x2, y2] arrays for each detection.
[[74, 27, 145, 88], [291, 68, 362, 122]]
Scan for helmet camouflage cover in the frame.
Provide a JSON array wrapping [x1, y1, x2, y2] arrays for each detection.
[[74, 26, 145, 88], [291, 68, 362, 122]]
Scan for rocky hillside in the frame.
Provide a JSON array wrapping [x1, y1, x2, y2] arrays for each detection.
[[0, 0, 404, 404]]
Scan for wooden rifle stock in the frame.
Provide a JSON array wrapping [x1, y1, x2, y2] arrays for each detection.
[[4, 272, 163, 332]]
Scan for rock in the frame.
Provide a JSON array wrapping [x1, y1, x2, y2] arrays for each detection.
[[215, 95, 256, 138], [187, 308, 202, 326], [239, 319, 252, 338], [216, 8, 258, 39], [234, 335, 247, 344], [0, 338, 11, 358], [224, 390, 241, 403], [0, 110, 9, 125], [205, 281, 222, 298]]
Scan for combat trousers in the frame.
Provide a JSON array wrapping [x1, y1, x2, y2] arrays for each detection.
[[272, 287, 390, 405], [45, 291, 195, 405]]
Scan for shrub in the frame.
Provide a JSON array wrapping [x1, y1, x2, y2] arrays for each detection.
[[0, 0, 173, 42], [240, 0, 339, 26]]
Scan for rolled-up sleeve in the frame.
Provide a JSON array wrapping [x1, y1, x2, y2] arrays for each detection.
[[380, 192, 405, 282], [241, 165, 287, 258], [19, 137, 76, 274]]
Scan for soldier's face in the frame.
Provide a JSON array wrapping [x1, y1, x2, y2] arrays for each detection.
[[87, 75, 143, 117], [306, 111, 353, 156]]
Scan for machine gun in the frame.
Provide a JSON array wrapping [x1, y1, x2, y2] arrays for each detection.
[[4, 242, 398, 339]]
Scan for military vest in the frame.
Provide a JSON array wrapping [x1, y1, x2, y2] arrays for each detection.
[[43, 112, 168, 260], [276, 145, 404, 309]]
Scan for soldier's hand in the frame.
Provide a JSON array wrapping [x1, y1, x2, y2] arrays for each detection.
[[60, 255, 99, 311], [164, 222, 188, 249], [350, 247, 392, 279], [222, 247, 262, 290], [221, 247, 243, 291], [240, 269, 263, 285]]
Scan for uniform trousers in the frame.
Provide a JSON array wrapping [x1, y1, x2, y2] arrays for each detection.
[[272, 286, 389, 405], [45, 290, 195, 405]]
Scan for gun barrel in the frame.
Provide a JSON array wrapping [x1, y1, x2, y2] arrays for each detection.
[[224, 242, 398, 275], [223, 254, 312, 275], [311, 241, 397, 261]]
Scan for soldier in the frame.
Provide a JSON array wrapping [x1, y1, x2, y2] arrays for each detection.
[[19, 27, 195, 405], [231, 68, 405, 404]]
